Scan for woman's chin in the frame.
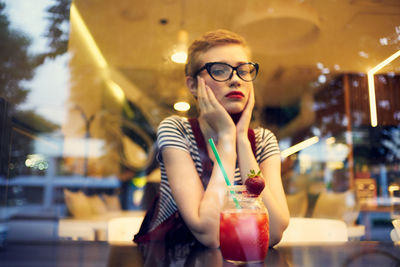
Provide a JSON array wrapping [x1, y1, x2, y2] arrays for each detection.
[[224, 103, 245, 114]]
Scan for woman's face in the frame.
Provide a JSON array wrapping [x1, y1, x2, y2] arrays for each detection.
[[196, 44, 254, 114]]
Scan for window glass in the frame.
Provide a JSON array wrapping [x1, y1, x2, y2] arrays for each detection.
[[0, 0, 399, 243]]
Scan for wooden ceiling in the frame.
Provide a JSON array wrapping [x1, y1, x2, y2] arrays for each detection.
[[71, 0, 400, 124]]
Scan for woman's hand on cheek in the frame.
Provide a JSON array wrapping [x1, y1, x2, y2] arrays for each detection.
[[197, 77, 235, 138], [236, 86, 255, 137]]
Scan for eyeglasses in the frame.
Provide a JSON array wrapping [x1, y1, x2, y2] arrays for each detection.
[[193, 62, 259, 82]]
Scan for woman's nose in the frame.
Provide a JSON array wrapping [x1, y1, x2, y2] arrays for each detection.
[[230, 70, 242, 82]]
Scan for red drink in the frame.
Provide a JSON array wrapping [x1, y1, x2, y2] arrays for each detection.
[[220, 209, 269, 263]]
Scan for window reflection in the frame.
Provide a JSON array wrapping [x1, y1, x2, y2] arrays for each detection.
[[0, 0, 399, 244]]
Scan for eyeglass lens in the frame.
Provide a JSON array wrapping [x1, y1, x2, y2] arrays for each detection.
[[209, 63, 257, 81]]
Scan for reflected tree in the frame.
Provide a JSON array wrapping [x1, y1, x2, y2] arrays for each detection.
[[0, 1, 34, 105], [0, 0, 64, 178], [0, 1, 35, 178], [35, 0, 71, 65], [0, 0, 72, 106]]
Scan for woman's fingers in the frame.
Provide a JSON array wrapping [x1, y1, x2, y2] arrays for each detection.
[[198, 76, 220, 112], [237, 87, 255, 133], [197, 77, 209, 111], [204, 84, 221, 109], [244, 87, 255, 115], [197, 76, 235, 137]]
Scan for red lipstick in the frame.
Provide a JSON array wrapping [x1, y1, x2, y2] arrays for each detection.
[[226, 91, 244, 99]]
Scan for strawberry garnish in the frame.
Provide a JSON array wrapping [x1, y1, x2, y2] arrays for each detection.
[[245, 170, 265, 195]]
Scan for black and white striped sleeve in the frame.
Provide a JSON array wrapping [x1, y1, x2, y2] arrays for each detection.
[[157, 116, 190, 155], [256, 128, 281, 163]]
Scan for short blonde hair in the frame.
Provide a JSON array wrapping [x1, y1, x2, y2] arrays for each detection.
[[185, 29, 251, 77]]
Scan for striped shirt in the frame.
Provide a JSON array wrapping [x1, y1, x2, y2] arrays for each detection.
[[150, 115, 280, 231]]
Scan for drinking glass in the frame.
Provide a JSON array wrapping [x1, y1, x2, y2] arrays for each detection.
[[219, 185, 269, 264]]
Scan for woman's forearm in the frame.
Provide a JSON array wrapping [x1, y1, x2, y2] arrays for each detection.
[[259, 155, 290, 246], [236, 135, 259, 183], [195, 169, 231, 247], [191, 134, 237, 247], [260, 185, 290, 246]]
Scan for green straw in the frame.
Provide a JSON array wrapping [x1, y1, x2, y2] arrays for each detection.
[[208, 138, 241, 209]]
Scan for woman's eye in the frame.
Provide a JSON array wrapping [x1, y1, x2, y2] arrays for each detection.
[[212, 69, 227, 76], [238, 70, 249, 76]]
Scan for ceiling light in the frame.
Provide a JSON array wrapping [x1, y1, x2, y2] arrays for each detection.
[[171, 30, 188, 64], [70, 3, 107, 68], [174, 101, 190, 112], [106, 80, 125, 102], [325, 137, 336, 145], [71, 3, 126, 103], [359, 51, 369, 58], [318, 75, 326, 83], [171, 51, 187, 64], [322, 68, 330, 74], [281, 136, 319, 158], [367, 49, 400, 127]]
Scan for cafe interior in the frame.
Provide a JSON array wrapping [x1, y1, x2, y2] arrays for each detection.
[[1, 0, 400, 266]]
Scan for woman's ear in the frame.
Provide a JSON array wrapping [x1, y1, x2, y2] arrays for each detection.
[[186, 76, 198, 98]]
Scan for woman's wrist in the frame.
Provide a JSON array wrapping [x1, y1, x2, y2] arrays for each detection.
[[217, 123, 236, 138], [217, 135, 236, 156], [236, 134, 251, 147], [217, 131, 236, 146]]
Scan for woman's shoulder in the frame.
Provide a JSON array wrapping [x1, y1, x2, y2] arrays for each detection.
[[253, 127, 280, 157], [253, 127, 279, 147], [156, 116, 195, 152], [159, 115, 189, 128], [254, 126, 276, 138], [158, 115, 191, 134], [162, 115, 188, 122]]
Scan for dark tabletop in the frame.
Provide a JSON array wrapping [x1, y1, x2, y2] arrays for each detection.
[[1, 240, 400, 267]]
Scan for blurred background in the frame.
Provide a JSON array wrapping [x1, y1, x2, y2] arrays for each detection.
[[0, 0, 399, 243]]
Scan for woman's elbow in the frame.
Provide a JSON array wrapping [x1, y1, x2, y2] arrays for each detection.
[[269, 218, 290, 247], [196, 234, 220, 248], [203, 239, 220, 249], [269, 228, 286, 247], [282, 215, 290, 231], [190, 224, 220, 248], [269, 235, 282, 247]]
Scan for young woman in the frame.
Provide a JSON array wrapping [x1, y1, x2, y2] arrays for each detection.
[[134, 29, 289, 248]]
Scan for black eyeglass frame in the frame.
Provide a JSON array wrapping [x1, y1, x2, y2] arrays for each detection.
[[193, 62, 259, 82]]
